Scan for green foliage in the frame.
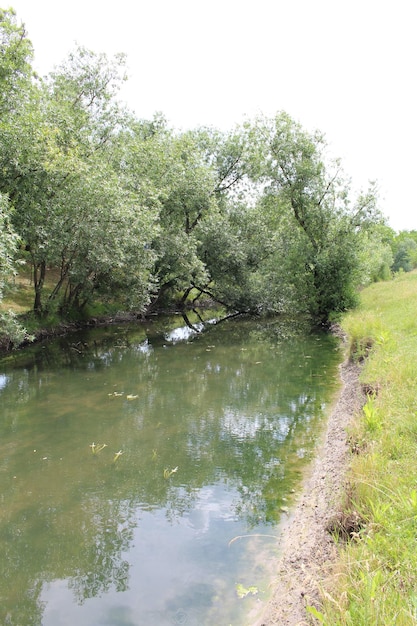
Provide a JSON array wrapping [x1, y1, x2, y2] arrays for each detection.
[[1, 42, 158, 317], [362, 394, 382, 433], [0, 8, 388, 336], [235, 583, 259, 599], [196, 201, 293, 313], [0, 192, 31, 348], [391, 232, 417, 273], [306, 605, 326, 623], [0, 8, 34, 113], [0, 193, 18, 299], [246, 113, 385, 321], [0, 309, 32, 350]]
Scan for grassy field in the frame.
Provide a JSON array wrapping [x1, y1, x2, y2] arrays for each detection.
[[0, 270, 35, 314], [317, 271, 417, 625]]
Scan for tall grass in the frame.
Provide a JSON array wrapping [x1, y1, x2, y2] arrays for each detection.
[[319, 271, 417, 625]]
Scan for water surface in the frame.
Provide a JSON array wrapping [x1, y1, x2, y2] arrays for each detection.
[[0, 313, 342, 625]]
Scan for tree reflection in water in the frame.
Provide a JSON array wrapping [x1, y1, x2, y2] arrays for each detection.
[[0, 312, 342, 625]]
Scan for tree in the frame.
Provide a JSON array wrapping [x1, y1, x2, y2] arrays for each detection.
[[357, 223, 394, 283], [0, 8, 34, 114], [1, 45, 158, 316], [119, 126, 219, 312], [0, 8, 33, 300], [0, 194, 17, 301], [0, 192, 32, 348], [0, 12, 388, 327], [0, 9, 35, 347], [246, 112, 384, 321], [195, 199, 289, 313], [391, 231, 417, 273], [143, 125, 259, 311]]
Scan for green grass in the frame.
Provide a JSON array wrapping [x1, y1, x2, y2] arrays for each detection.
[[1, 267, 128, 340], [318, 271, 417, 625], [1, 271, 34, 314]]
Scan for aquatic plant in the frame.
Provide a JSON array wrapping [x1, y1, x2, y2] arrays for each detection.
[[163, 466, 178, 479], [89, 442, 107, 454], [235, 583, 258, 599]]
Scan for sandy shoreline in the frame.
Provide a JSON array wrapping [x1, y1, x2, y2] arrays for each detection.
[[253, 355, 363, 625]]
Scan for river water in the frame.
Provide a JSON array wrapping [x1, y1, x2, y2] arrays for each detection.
[[0, 312, 342, 625]]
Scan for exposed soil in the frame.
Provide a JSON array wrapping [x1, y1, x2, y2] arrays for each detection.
[[253, 351, 364, 625]]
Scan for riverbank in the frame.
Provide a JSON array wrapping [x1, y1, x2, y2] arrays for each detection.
[[257, 271, 417, 625], [254, 349, 364, 625]]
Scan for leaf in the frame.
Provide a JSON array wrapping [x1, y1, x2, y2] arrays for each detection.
[[306, 605, 325, 623], [235, 583, 258, 599]]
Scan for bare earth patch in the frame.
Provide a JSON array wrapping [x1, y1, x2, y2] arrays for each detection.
[[254, 356, 363, 626]]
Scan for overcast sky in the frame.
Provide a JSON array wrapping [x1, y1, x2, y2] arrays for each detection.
[[8, 0, 416, 231]]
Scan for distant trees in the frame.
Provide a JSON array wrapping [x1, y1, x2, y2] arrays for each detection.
[[391, 231, 417, 272], [0, 7, 410, 348]]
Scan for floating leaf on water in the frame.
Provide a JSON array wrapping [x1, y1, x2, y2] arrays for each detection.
[[163, 466, 178, 479], [235, 583, 259, 599], [90, 442, 107, 454]]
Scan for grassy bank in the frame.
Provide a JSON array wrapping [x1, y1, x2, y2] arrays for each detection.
[[0, 270, 126, 352], [317, 271, 417, 625]]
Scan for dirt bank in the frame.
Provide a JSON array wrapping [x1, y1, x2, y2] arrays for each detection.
[[254, 355, 364, 625]]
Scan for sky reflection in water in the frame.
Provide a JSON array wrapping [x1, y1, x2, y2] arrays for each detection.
[[0, 314, 342, 625]]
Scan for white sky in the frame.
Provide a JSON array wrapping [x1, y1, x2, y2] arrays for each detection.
[[8, 0, 417, 231]]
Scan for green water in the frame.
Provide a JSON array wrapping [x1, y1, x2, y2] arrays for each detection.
[[0, 313, 342, 625]]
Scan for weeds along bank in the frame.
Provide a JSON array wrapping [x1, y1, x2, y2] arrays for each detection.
[[319, 271, 417, 625]]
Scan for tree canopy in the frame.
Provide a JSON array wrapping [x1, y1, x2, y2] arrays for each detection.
[[0, 7, 406, 348]]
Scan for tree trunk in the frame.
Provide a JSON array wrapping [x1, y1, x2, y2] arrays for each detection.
[[33, 260, 46, 315]]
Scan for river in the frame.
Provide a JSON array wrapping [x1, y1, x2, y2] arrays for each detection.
[[0, 311, 342, 625]]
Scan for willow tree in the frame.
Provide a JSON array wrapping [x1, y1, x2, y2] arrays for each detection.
[[142, 125, 262, 312], [118, 125, 246, 312], [0, 8, 34, 114], [246, 112, 384, 321], [0, 9, 29, 301], [2, 45, 159, 316], [0, 9, 35, 345]]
